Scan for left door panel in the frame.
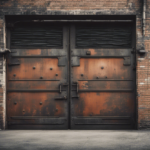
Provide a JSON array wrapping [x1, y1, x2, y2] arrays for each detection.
[[6, 24, 69, 129]]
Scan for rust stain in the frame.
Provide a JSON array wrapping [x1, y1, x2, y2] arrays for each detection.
[[7, 58, 63, 80], [79, 81, 88, 89], [72, 52, 134, 123], [55, 102, 64, 116], [7, 92, 66, 117], [89, 49, 97, 55], [73, 92, 134, 116], [73, 58, 132, 80], [24, 49, 41, 55]]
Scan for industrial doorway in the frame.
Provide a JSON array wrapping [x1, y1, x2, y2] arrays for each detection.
[[6, 22, 136, 129]]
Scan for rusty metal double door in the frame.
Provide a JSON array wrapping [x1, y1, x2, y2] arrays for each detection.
[[7, 23, 135, 129]]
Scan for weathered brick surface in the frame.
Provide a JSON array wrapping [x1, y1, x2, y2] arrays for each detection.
[[0, 0, 150, 129]]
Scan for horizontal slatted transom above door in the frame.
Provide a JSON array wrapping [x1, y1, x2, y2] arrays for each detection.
[[76, 26, 132, 48], [11, 27, 63, 48]]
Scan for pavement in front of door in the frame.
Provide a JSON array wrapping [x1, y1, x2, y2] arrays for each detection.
[[0, 130, 150, 150]]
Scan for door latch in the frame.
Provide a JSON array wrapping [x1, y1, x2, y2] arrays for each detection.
[[72, 82, 78, 93], [72, 82, 79, 98], [55, 96, 67, 100], [59, 83, 68, 93], [72, 95, 79, 98]]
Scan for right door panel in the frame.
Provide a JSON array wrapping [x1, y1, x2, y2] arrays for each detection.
[[70, 23, 136, 129]]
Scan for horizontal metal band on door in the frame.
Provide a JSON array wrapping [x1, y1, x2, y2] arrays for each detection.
[[7, 89, 133, 92], [78, 79, 133, 81], [11, 116, 60, 119], [71, 49, 132, 57], [74, 89, 133, 92], [11, 55, 65, 58], [8, 117, 66, 125], [7, 90, 60, 92], [27, 20, 133, 23], [73, 116, 132, 125], [8, 79, 60, 81], [75, 56, 131, 58]]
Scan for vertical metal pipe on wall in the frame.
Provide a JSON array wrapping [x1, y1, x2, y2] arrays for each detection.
[[143, 0, 146, 36]]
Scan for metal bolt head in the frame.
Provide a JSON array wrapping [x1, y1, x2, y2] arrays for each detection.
[[96, 77, 99, 79], [40, 76, 43, 79], [56, 74, 58, 76], [39, 102, 42, 105], [101, 67, 104, 69], [33, 66, 36, 69], [105, 76, 107, 78], [14, 102, 17, 105], [13, 74, 16, 77], [81, 74, 83, 76], [50, 68, 53, 70]]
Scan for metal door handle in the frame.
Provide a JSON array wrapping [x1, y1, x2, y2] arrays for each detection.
[[72, 95, 79, 98], [72, 82, 79, 98], [76, 82, 78, 93], [59, 84, 61, 93], [72, 82, 78, 93], [55, 96, 67, 100], [59, 83, 68, 93]]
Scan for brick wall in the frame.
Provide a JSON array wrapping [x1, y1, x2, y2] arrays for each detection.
[[0, 0, 150, 129], [137, 0, 150, 129]]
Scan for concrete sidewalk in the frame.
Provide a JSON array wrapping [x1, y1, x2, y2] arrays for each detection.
[[0, 130, 150, 150]]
